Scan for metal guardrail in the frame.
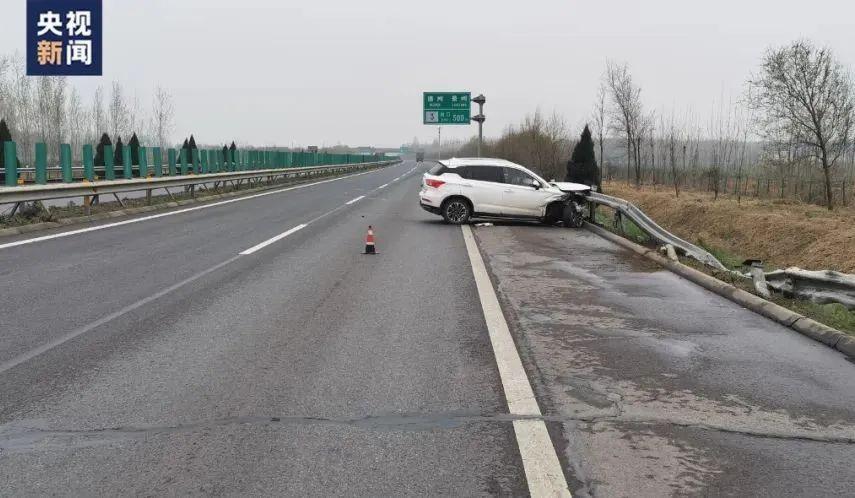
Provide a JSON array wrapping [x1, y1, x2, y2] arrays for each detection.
[[765, 268, 855, 309], [0, 160, 399, 205], [585, 190, 855, 310], [585, 191, 728, 271]]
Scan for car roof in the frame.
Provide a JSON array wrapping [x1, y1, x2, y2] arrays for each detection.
[[438, 157, 526, 170]]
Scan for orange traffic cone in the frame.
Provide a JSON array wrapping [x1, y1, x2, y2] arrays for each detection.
[[364, 226, 376, 254]]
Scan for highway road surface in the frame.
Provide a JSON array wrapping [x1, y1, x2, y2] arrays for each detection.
[[1, 159, 853, 496]]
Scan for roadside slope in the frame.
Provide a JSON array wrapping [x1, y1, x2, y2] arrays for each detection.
[[604, 181, 855, 272]]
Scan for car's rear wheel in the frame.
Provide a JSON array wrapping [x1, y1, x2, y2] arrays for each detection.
[[442, 198, 471, 224]]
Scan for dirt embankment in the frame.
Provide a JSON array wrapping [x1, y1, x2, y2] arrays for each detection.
[[603, 181, 855, 273]]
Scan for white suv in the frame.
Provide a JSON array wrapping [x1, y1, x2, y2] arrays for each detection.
[[419, 157, 592, 226]]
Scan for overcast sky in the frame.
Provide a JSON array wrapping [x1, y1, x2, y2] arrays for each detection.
[[2, 0, 854, 148]]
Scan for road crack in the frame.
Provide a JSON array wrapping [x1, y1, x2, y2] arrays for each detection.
[[2, 411, 853, 454]]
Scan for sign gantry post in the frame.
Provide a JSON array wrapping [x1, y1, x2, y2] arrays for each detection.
[[472, 94, 486, 158]]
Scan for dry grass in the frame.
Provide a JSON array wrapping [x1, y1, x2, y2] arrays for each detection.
[[604, 181, 855, 273]]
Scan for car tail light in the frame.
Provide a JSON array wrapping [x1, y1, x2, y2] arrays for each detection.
[[425, 178, 446, 188]]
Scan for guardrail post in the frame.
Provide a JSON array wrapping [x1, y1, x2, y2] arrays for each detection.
[[35, 142, 48, 184], [2, 141, 17, 186], [122, 146, 132, 179], [60, 143, 72, 183], [103, 144, 115, 180], [82, 144, 94, 181], [168, 148, 177, 176], [152, 147, 162, 177], [139, 147, 148, 178]]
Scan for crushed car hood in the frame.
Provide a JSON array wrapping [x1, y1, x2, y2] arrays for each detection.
[[549, 181, 592, 193]]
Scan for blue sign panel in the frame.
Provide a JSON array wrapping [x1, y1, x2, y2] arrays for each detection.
[[27, 0, 102, 76]]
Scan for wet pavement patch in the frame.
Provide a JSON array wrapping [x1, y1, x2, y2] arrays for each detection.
[[471, 224, 855, 496]]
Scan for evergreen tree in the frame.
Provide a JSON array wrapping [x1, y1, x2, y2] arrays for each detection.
[[188, 135, 198, 163], [565, 125, 600, 189], [222, 144, 229, 161], [128, 133, 141, 166], [114, 136, 124, 166], [94, 133, 112, 167], [230, 141, 237, 153]]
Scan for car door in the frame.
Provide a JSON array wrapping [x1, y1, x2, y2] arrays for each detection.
[[500, 167, 555, 217], [458, 165, 505, 215]]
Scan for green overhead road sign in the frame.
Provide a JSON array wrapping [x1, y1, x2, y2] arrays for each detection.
[[423, 92, 471, 125]]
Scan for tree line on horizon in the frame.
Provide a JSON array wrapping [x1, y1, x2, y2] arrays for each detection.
[[452, 39, 855, 209]]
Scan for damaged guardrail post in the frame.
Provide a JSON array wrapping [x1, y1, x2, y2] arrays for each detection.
[[744, 260, 771, 298]]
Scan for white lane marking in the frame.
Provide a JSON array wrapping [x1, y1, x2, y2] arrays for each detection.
[[0, 164, 404, 252], [461, 225, 571, 497], [345, 195, 365, 205], [0, 166, 423, 373], [0, 255, 241, 375], [378, 183, 389, 189], [239, 224, 307, 255]]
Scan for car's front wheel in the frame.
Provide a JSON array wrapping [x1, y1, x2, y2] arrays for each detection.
[[442, 198, 471, 224], [563, 203, 584, 228]]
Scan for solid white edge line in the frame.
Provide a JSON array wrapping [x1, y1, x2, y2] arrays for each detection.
[[461, 225, 571, 498], [0, 164, 399, 251], [345, 195, 365, 205], [239, 224, 307, 255]]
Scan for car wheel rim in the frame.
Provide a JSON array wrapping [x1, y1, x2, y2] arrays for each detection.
[[447, 202, 467, 222]]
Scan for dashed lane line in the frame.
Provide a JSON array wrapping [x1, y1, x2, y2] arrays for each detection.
[[0, 165, 404, 252]]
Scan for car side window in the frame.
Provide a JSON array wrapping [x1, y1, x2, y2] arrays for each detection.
[[453, 166, 471, 179], [468, 166, 503, 183], [502, 167, 537, 187]]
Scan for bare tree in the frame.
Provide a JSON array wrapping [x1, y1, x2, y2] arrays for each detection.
[[591, 81, 609, 185], [91, 85, 105, 143], [749, 40, 855, 209], [108, 81, 128, 140], [605, 61, 643, 186], [150, 85, 175, 149], [66, 87, 86, 160]]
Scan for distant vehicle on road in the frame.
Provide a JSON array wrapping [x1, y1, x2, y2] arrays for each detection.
[[419, 157, 590, 226], [416, 151, 425, 162]]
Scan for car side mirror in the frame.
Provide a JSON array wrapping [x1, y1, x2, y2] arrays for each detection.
[[528, 179, 541, 190]]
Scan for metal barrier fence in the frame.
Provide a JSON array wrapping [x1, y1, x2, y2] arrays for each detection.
[[1, 140, 392, 187]]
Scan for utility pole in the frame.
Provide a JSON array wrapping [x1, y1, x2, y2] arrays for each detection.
[[472, 94, 486, 158], [437, 126, 442, 161]]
